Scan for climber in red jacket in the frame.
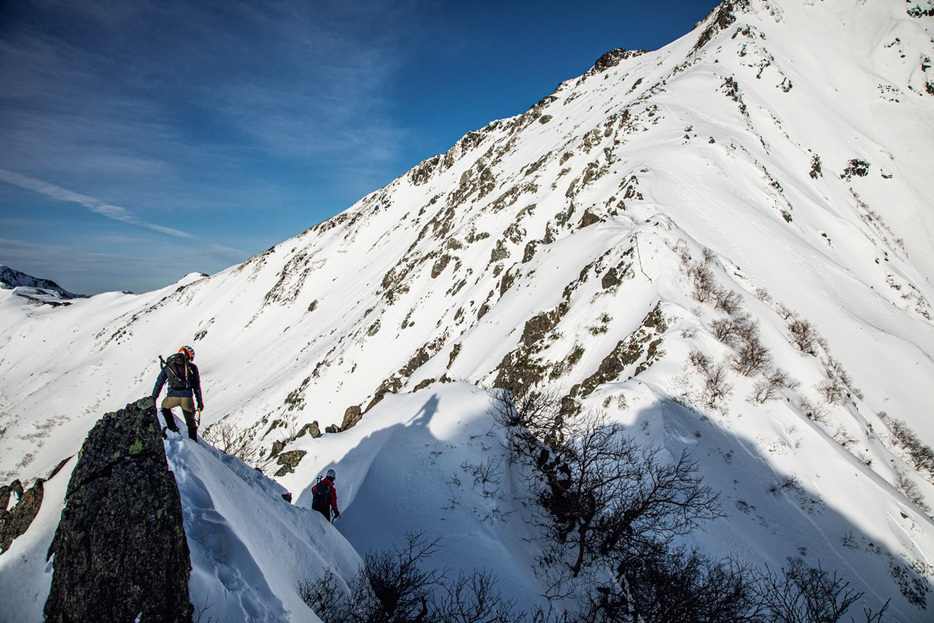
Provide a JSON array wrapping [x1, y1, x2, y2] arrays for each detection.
[[311, 469, 340, 522]]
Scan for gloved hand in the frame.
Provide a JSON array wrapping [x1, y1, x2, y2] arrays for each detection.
[[334, 510, 341, 519]]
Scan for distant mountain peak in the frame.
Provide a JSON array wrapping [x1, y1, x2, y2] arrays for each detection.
[[0, 265, 80, 303]]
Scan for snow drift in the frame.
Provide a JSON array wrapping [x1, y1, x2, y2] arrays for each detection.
[[2, 0, 934, 620]]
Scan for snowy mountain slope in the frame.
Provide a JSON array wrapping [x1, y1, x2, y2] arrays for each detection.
[[167, 383, 553, 622], [2, 0, 934, 619], [277, 383, 550, 612]]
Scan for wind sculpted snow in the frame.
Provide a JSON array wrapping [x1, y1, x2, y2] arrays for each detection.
[[165, 435, 343, 622], [1, 0, 934, 620]]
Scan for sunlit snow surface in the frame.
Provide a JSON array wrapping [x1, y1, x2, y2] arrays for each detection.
[[2, 0, 934, 620]]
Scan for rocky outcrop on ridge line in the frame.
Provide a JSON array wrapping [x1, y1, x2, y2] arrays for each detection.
[[44, 398, 193, 623]]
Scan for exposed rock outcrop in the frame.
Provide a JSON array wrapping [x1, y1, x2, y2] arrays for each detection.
[[341, 405, 363, 430], [0, 478, 44, 553], [296, 421, 321, 439], [275, 449, 307, 476], [44, 397, 193, 623]]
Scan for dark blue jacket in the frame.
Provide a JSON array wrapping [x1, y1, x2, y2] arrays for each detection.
[[152, 361, 203, 409]]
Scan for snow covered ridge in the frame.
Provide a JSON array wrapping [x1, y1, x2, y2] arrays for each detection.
[[2, 0, 934, 619], [0, 264, 82, 305]]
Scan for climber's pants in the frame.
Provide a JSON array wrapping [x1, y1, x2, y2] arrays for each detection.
[[161, 396, 197, 440]]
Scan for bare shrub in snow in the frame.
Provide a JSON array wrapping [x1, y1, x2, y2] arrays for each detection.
[[768, 474, 800, 496], [302, 532, 442, 622], [711, 313, 771, 377], [816, 359, 855, 405], [300, 534, 537, 623], [840, 531, 858, 550], [298, 570, 344, 623], [688, 350, 712, 374], [714, 288, 743, 316], [362, 532, 443, 620], [687, 250, 719, 303], [434, 570, 527, 623], [777, 304, 796, 321], [712, 317, 740, 344], [202, 421, 259, 466], [492, 398, 721, 580], [798, 396, 828, 424], [733, 315, 761, 344], [753, 557, 870, 623], [489, 385, 567, 449], [894, 469, 931, 514], [488, 388, 899, 622], [689, 350, 733, 408], [750, 368, 799, 404], [580, 545, 763, 623], [704, 364, 733, 408], [788, 318, 818, 355], [817, 380, 844, 406], [881, 413, 934, 482], [731, 329, 772, 377], [580, 548, 891, 623], [831, 426, 859, 449], [671, 239, 692, 265], [691, 265, 717, 303], [462, 457, 503, 496]]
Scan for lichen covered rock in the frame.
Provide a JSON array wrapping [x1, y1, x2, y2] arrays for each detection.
[[275, 450, 307, 476], [44, 397, 193, 623]]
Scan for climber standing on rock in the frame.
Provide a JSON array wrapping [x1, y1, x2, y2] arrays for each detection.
[[152, 345, 203, 440]]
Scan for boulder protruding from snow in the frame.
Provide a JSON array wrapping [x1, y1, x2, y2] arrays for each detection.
[[341, 405, 363, 430], [275, 449, 307, 476], [0, 478, 44, 553], [44, 397, 193, 623]]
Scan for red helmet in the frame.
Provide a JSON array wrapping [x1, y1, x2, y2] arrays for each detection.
[[179, 346, 195, 361]]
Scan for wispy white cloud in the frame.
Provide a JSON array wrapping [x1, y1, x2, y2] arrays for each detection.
[[0, 0, 423, 213], [187, 1, 414, 164], [0, 169, 193, 238], [0, 236, 249, 294], [0, 0, 432, 293], [0, 237, 177, 293]]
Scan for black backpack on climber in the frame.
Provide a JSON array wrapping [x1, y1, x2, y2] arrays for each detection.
[[160, 353, 190, 391], [312, 479, 332, 513], [312, 469, 339, 522]]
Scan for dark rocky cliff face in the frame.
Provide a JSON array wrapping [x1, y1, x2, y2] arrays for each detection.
[[44, 397, 193, 623]]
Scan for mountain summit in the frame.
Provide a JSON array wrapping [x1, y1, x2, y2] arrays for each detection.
[[0, 265, 80, 303], [1, 0, 933, 620]]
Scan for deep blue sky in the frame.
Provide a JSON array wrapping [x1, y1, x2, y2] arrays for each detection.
[[0, 0, 719, 294]]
